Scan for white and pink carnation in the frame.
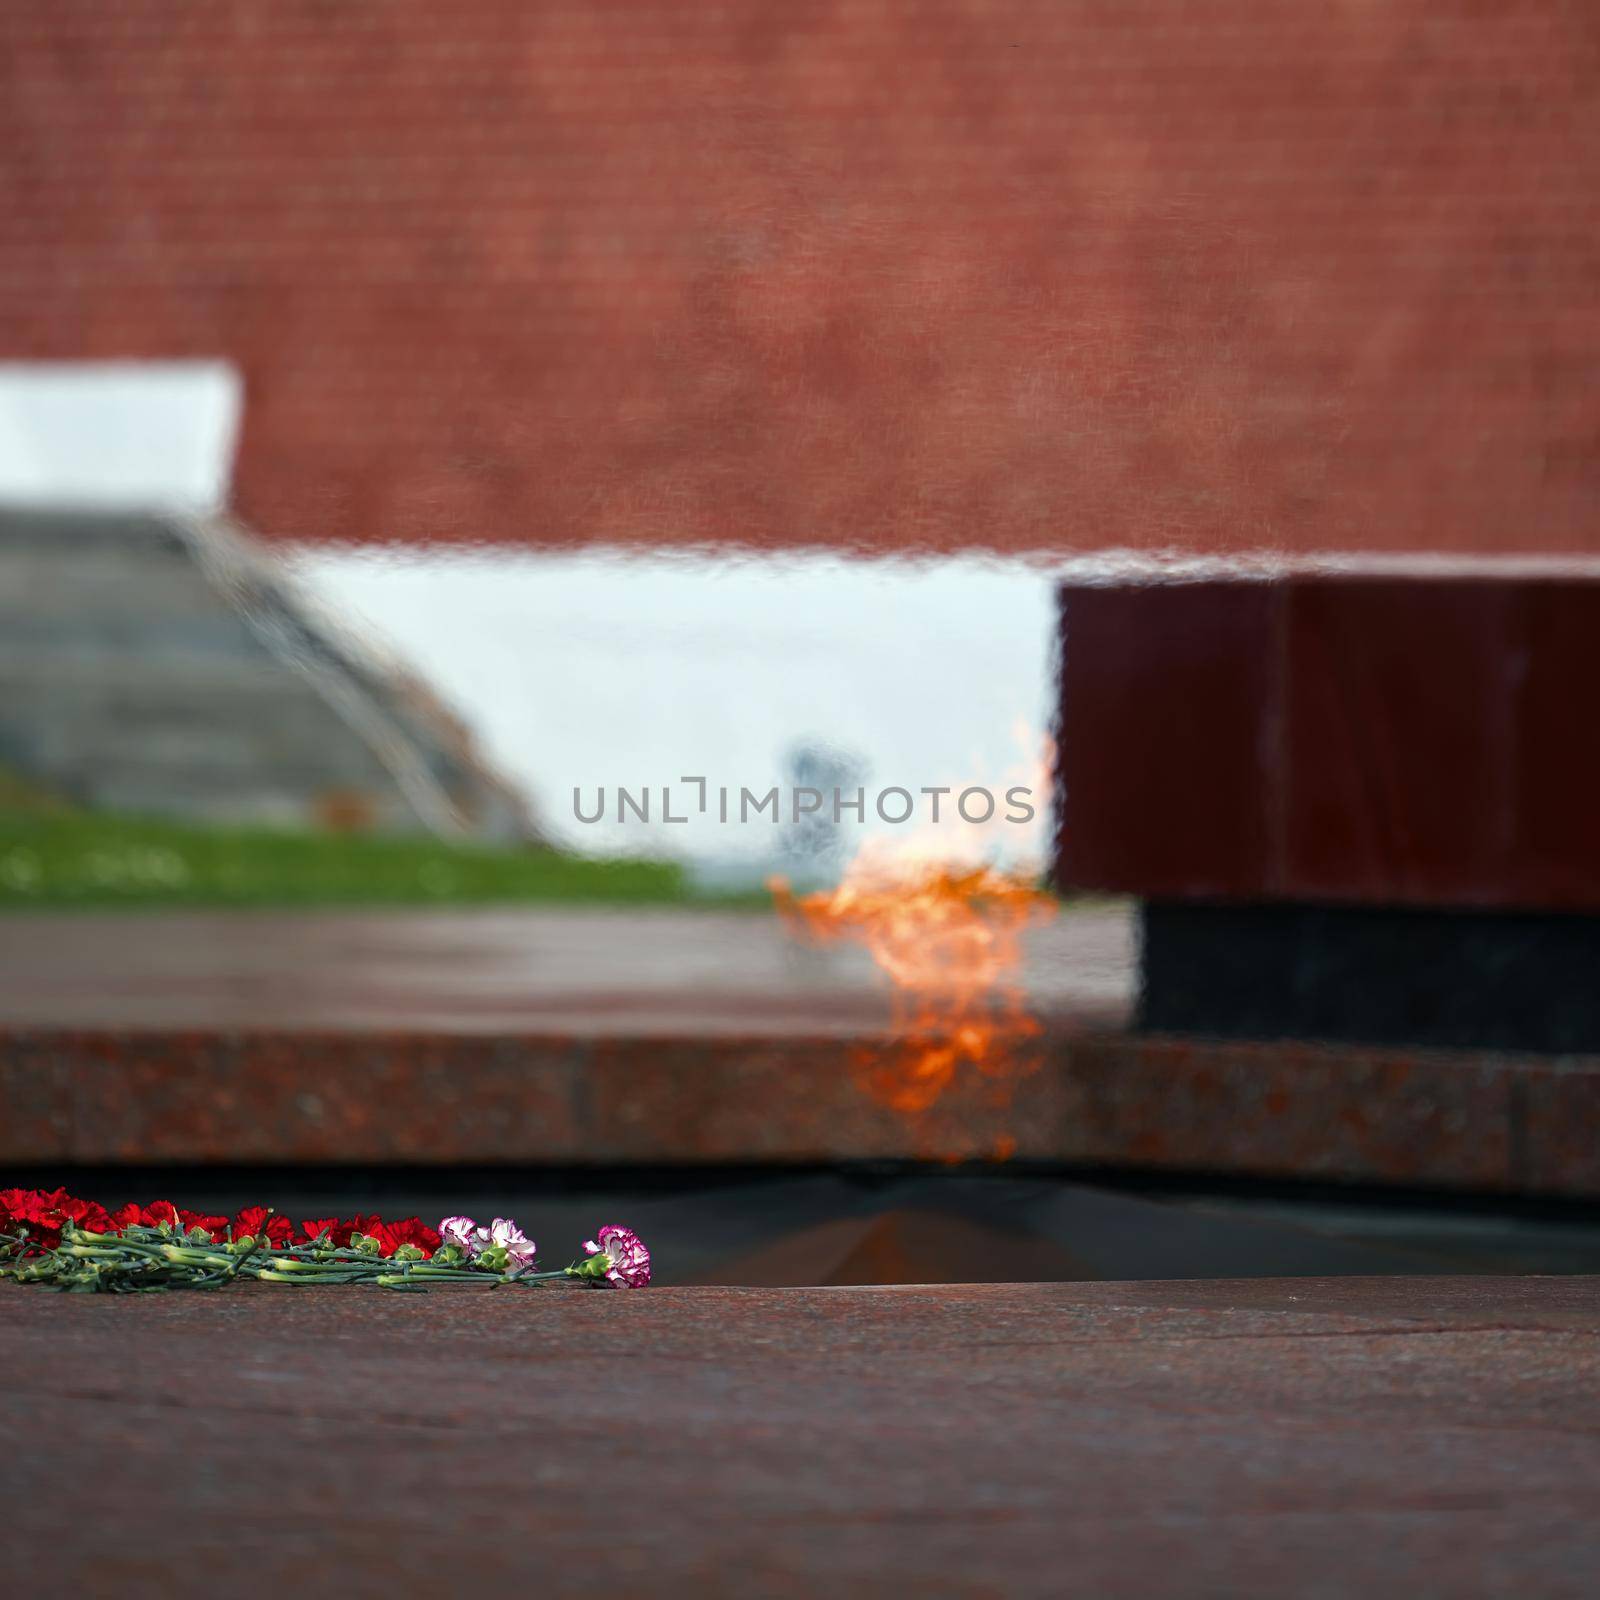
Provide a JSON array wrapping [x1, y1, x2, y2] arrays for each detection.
[[583, 1224, 651, 1288], [438, 1215, 480, 1254], [489, 1217, 538, 1270]]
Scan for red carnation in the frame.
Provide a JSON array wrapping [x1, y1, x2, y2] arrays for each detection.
[[299, 1217, 340, 1244], [230, 1206, 294, 1246], [0, 1187, 102, 1251], [0, 1187, 36, 1230], [178, 1209, 231, 1238], [364, 1219, 403, 1257], [328, 1215, 437, 1258], [108, 1203, 141, 1232], [17, 1203, 64, 1250], [41, 1192, 110, 1233], [338, 1213, 391, 1251], [70, 1199, 114, 1234], [0, 1188, 51, 1249], [140, 1201, 180, 1228], [385, 1217, 441, 1256]]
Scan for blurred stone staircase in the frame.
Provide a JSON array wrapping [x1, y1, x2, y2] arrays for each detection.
[[0, 507, 535, 840]]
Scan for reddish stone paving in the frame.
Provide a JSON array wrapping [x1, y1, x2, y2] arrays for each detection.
[[3, 908, 1600, 1193], [2, 1276, 1597, 1597]]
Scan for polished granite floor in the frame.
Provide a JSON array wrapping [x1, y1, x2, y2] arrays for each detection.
[[0, 905, 1132, 1033], [4, 1273, 1597, 1597]]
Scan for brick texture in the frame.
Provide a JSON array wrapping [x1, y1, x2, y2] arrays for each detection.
[[3, 3, 1598, 553]]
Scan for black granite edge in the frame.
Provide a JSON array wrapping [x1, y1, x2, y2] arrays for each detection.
[[6, 1158, 1600, 1220], [1139, 898, 1600, 1055]]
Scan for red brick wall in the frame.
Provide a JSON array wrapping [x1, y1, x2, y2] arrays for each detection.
[[3, 3, 1596, 554]]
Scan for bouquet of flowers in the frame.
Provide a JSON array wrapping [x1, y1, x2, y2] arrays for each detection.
[[0, 1187, 650, 1294]]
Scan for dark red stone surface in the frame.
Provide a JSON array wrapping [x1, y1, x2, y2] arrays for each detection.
[[1283, 581, 1516, 904], [2, 1276, 1597, 1597], [1056, 582, 1279, 899], [1056, 574, 1600, 912], [1513, 584, 1600, 908]]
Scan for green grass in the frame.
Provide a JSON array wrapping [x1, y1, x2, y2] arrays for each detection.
[[0, 809, 713, 910]]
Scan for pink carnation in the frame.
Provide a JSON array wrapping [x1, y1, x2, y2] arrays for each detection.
[[437, 1214, 537, 1269], [583, 1225, 651, 1288], [438, 1215, 480, 1254], [489, 1217, 537, 1270]]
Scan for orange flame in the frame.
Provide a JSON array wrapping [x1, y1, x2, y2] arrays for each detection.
[[771, 859, 1056, 1119], [770, 723, 1057, 1150]]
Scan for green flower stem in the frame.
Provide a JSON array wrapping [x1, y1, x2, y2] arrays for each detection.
[[374, 1270, 493, 1288], [3, 1220, 588, 1293], [245, 1255, 359, 1273], [159, 1246, 235, 1269], [252, 1267, 381, 1284]]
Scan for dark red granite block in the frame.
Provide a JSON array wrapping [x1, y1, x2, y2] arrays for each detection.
[[1284, 579, 1515, 904], [1056, 574, 1600, 913], [1056, 581, 1280, 898], [1057, 1034, 1515, 1191], [63, 1032, 583, 1163], [0, 1037, 70, 1163], [583, 1034, 1065, 1163], [1518, 1059, 1600, 1199], [1512, 584, 1600, 909], [10, 1020, 1595, 1196]]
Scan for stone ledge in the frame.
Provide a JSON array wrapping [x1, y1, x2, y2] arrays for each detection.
[[5, 1024, 1597, 1198]]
